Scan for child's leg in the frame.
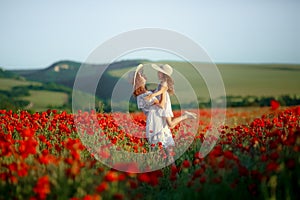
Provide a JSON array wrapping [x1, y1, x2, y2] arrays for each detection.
[[165, 111, 197, 129], [165, 116, 187, 129]]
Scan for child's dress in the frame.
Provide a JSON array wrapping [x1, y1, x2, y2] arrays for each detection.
[[137, 91, 175, 148], [154, 82, 174, 118]]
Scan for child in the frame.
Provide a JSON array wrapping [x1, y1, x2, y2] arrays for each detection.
[[146, 64, 197, 129]]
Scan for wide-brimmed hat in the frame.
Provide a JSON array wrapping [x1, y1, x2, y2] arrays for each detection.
[[127, 64, 144, 90], [134, 64, 144, 86], [151, 63, 173, 76]]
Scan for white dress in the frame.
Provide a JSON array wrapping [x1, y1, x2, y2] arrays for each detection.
[[154, 82, 174, 118], [137, 91, 175, 148]]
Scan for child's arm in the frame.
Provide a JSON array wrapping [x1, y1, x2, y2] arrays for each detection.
[[150, 86, 167, 98], [145, 82, 168, 100]]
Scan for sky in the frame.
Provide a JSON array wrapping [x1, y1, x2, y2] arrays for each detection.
[[0, 0, 299, 69]]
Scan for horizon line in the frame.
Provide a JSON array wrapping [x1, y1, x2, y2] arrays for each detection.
[[2, 59, 300, 70]]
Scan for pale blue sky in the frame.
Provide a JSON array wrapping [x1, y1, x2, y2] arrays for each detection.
[[0, 0, 299, 69]]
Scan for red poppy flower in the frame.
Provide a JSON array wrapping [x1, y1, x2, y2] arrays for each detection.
[[33, 175, 50, 200], [96, 181, 109, 193], [182, 160, 191, 168], [270, 100, 280, 110], [104, 171, 119, 182], [266, 162, 279, 172], [200, 176, 206, 183], [137, 173, 150, 183]]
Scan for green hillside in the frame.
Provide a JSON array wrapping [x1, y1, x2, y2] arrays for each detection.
[[7, 60, 300, 111], [107, 61, 300, 108], [0, 78, 41, 90], [11, 60, 147, 108], [22, 90, 68, 111], [157, 62, 300, 98], [109, 61, 300, 97], [0, 68, 19, 79], [0, 72, 70, 112], [12, 60, 82, 87], [11, 60, 146, 88]]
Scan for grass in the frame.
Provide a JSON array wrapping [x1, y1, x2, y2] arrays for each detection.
[[72, 89, 103, 111], [3, 61, 300, 111], [217, 63, 300, 97], [21, 90, 68, 111], [0, 78, 68, 112], [108, 61, 300, 104], [0, 78, 41, 90]]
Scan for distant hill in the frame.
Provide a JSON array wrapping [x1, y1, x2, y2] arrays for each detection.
[[12, 60, 82, 87], [0, 75, 69, 112], [12, 60, 145, 83], [0, 67, 20, 79], [7, 60, 300, 110], [11, 59, 147, 105]]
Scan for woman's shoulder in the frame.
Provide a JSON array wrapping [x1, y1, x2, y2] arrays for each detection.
[[137, 91, 152, 98], [137, 91, 155, 109]]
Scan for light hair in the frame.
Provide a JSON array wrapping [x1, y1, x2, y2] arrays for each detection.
[[160, 73, 175, 95]]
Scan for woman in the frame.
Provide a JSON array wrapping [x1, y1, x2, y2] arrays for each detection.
[[129, 64, 195, 164]]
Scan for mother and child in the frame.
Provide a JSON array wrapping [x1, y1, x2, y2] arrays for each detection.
[[129, 63, 197, 165]]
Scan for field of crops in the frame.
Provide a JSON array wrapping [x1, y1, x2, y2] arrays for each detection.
[[109, 62, 300, 103], [0, 78, 41, 91], [21, 90, 68, 111], [1, 104, 300, 199], [0, 77, 70, 111]]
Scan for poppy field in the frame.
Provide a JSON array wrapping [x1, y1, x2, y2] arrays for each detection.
[[1, 103, 300, 200]]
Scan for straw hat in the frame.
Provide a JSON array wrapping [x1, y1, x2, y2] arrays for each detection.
[[127, 64, 144, 90], [151, 63, 173, 76], [133, 64, 144, 87]]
